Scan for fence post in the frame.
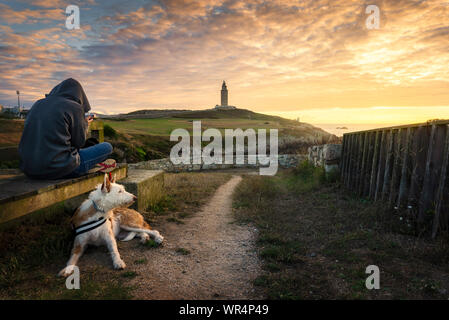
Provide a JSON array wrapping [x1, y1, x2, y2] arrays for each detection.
[[381, 129, 395, 200], [418, 124, 437, 225], [397, 127, 413, 209], [389, 129, 403, 207], [432, 124, 449, 238], [374, 130, 387, 201], [359, 132, 370, 196], [369, 131, 381, 199]]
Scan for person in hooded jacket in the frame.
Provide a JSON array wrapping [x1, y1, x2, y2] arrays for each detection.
[[19, 78, 113, 179]]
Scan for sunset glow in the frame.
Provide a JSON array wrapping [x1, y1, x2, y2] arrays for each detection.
[[1, 0, 448, 129]]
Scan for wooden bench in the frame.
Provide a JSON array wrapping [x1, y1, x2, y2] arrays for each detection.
[[0, 164, 128, 224]]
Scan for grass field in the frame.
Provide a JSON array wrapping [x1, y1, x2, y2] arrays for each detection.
[[0, 119, 24, 148], [103, 118, 286, 137], [233, 162, 449, 299]]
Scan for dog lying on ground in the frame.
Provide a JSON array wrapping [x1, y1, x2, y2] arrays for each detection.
[[59, 174, 164, 277]]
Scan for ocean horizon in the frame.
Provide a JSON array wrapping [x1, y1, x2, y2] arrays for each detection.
[[313, 123, 403, 137]]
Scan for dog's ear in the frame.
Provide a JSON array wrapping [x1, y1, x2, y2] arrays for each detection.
[[101, 173, 111, 193], [111, 174, 116, 184]]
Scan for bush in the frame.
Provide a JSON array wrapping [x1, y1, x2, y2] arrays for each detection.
[[289, 160, 326, 192], [103, 124, 117, 138], [293, 160, 319, 180], [0, 160, 19, 169], [135, 146, 147, 160]]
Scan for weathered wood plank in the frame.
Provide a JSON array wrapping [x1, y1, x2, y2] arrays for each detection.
[[389, 129, 403, 207], [340, 135, 347, 181], [358, 132, 370, 196], [369, 131, 381, 199], [363, 132, 375, 197], [418, 124, 437, 224], [432, 124, 449, 238], [397, 127, 413, 209], [407, 126, 427, 214], [0, 165, 128, 224], [381, 129, 395, 200], [374, 130, 387, 201], [343, 135, 351, 188], [354, 133, 364, 191], [347, 134, 355, 188]]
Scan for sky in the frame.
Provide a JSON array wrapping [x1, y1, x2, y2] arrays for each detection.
[[0, 0, 448, 129]]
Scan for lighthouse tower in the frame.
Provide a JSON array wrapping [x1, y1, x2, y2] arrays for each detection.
[[221, 81, 228, 107], [214, 81, 236, 110]]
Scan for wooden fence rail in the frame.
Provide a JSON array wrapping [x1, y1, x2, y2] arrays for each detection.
[[340, 120, 449, 238]]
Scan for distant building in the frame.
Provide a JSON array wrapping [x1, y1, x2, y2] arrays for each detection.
[[1, 106, 25, 118], [221, 81, 228, 106], [9, 106, 22, 114], [19, 109, 29, 119], [215, 81, 236, 110]]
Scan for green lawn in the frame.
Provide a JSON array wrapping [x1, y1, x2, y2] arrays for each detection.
[[103, 118, 283, 137]]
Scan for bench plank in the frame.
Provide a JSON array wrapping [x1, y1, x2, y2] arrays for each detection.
[[0, 165, 127, 224]]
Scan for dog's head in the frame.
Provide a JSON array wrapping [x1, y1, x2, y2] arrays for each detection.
[[90, 174, 137, 211]]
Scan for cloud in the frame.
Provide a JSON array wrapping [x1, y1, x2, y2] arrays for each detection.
[[0, 0, 448, 124], [0, 3, 64, 24]]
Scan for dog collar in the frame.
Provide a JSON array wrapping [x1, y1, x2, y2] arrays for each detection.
[[91, 199, 105, 213], [74, 217, 106, 237]]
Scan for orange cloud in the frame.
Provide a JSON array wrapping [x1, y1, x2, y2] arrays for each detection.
[[0, 0, 448, 127]]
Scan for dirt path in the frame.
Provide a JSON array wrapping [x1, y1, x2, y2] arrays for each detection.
[[119, 175, 263, 299]]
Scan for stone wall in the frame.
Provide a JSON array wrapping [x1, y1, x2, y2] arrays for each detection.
[[129, 154, 307, 172], [308, 144, 342, 173]]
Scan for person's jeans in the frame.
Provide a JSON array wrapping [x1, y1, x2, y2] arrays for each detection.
[[64, 142, 113, 178]]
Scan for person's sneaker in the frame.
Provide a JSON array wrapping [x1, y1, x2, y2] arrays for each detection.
[[88, 159, 117, 174]]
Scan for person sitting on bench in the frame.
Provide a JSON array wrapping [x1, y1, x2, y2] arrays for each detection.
[[19, 78, 115, 179]]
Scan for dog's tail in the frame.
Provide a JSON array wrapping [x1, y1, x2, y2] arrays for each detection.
[[120, 226, 164, 244], [119, 231, 137, 241]]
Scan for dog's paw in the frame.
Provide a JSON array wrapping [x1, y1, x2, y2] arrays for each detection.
[[140, 233, 150, 244], [113, 259, 126, 270], [154, 232, 164, 244], [58, 265, 76, 277]]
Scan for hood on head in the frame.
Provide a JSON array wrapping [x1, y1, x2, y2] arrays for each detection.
[[46, 78, 91, 112]]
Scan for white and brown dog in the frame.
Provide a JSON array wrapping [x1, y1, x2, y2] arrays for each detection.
[[59, 174, 164, 277]]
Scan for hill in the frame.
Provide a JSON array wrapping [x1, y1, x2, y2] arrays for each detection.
[[102, 108, 339, 162], [0, 108, 339, 165], [173, 108, 288, 121]]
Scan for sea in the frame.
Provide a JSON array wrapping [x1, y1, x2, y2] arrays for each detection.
[[312, 123, 402, 137]]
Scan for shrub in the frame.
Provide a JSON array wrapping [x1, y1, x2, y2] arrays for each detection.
[[293, 160, 318, 180], [289, 160, 327, 192], [0, 160, 20, 169], [103, 124, 117, 138], [135, 146, 147, 160]]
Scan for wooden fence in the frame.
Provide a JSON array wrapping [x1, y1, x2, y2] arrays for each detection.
[[340, 120, 449, 238]]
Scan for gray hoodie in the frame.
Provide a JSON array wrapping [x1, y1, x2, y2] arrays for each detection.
[[19, 78, 91, 179]]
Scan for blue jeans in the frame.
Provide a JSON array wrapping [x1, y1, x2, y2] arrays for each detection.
[[65, 142, 113, 178]]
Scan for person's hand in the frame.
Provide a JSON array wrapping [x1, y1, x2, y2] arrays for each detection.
[[85, 115, 94, 124]]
